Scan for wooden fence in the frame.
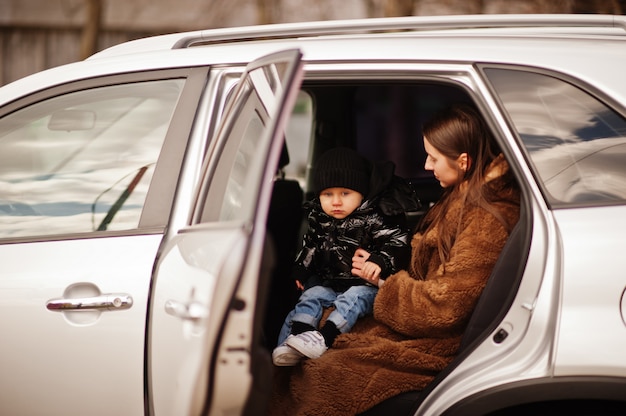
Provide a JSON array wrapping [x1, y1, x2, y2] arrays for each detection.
[[0, 26, 149, 86], [0, 0, 255, 86]]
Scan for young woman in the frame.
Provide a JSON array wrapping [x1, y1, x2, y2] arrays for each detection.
[[268, 104, 521, 416]]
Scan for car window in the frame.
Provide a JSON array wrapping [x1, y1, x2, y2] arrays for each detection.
[[0, 79, 184, 239], [199, 58, 297, 223], [484, 68, 626, 207], [283, 90, 312, 187], [353, 83, 472, 179]]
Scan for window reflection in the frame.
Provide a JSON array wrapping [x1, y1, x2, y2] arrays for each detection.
[[200, 60, 291, 224], [485, 68, 626, 207], [0, 79, 184, 238]]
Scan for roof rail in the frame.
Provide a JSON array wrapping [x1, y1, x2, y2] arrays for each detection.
[[173, 13, 626, 48]]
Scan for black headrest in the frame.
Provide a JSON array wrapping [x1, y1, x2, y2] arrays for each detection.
[[278, 142, 290, 170]]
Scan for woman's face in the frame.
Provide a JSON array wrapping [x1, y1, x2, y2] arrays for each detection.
[[423, 136, 467, 188], [319, 187, 363, 219]]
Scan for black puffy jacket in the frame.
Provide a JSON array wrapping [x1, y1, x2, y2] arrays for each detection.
[[293, 160, 418, 291]]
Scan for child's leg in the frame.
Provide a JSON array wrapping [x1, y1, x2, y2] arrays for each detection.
[[287, 285, 377, 356], [279, 285, 337, 343], [273, 286, 338, 365], [325, 285, 378, 334], [276, 309, 295, 346]]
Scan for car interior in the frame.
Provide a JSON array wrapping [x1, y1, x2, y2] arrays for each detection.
[[256, 79, 531, 414]]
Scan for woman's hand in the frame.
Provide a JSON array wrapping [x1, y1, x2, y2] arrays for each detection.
[[351, 247, 371, 277], [352, 248, 384, 287]]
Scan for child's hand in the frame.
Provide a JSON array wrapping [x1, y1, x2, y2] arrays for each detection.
[[295, 280, 304, 291]]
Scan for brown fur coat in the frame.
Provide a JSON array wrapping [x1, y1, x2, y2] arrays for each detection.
[[269, 159, 520, 416]]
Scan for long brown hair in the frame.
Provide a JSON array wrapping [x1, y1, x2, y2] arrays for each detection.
[[413, 103, 516, 278]]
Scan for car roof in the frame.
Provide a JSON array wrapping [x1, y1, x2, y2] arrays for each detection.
[[90, 13, 626, 57], [2, 14, 626, 107]]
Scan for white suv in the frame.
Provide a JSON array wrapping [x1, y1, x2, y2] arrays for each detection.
[[1, 14, 626, 416]]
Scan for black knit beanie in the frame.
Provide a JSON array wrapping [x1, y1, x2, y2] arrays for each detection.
[[313, 147, 370, 197]]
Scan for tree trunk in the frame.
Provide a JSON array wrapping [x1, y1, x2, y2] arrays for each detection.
[[572, 0, 622, 13], [384, 0, 416, 16], [258, 0, 281, 24], [364, 0, 382, 18], [80, 0, 101, 60]]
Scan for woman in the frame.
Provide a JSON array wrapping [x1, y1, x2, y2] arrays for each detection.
[[268, 104, 521, 416]]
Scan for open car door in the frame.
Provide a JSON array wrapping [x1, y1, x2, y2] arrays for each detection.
[[147, 49, 304, 415]]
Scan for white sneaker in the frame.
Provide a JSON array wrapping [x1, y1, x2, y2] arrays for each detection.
[[285, 330, 328, 359], [272, 336, 305, 366]]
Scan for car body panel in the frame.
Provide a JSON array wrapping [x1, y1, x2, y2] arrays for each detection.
[[552, 206, 626, 377], [149, 226, 246, 415], [0, 234, 161, 415]]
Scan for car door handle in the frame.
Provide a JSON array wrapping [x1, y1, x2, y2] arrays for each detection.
[[46, 294, 133, 311], [164, 299, 208, 321]]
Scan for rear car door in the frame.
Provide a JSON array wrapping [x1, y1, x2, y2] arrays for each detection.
[[0, 69, 207, 415], [148, 49, 303, 415]]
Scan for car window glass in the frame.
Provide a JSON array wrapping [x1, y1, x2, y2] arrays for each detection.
[[0, 79, 184, 239], [200, 60, 292, 223], [353, 84, 471, 179], [484, 68, 626, 207], [283, 90, 312, 187]]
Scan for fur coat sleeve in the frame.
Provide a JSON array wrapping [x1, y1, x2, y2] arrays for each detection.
[[374, 201, 513, 339]]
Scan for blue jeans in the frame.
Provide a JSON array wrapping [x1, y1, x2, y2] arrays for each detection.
[[277, 284, 378, 346]]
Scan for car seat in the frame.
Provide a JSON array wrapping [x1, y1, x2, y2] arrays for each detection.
[[262, 144, 304, 348]]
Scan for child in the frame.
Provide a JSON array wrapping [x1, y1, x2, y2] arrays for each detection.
[[272, 147, 413, 366]]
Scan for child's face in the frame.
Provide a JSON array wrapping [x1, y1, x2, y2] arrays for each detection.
[[319, 187, 364, 219], [423, 136, 467, 188]]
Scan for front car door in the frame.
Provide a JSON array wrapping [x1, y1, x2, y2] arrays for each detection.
[[148, 49, 303, 415], [0, 69, 207, 415]]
